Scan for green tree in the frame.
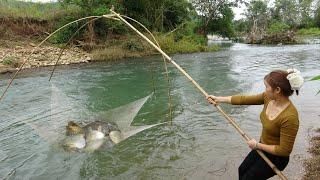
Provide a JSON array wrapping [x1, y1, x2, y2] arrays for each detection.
[[315, 2, 320, 27], [244, 0, 269, 31], [123, 0, 193, 32], [207, 5, 235, 37], [274, 0, 299, 27], [298, 0, 314, 28], [191, 0, 240, 34], [234, 19, 250, 34], [58, 0, 123, 43]]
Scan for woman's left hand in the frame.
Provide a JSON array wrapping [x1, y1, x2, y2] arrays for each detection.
[[247, 139, 258, 150]]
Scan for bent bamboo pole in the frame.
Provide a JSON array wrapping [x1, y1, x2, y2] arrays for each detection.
[[110, 10, 287, 180]]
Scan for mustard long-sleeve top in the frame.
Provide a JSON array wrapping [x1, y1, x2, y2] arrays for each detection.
[[231, 93, 299, 157]]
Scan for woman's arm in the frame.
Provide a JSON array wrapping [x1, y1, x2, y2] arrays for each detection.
[[206, 93, 265, 105], [206, 95, 232, 104], [247, 139, 277, 155]]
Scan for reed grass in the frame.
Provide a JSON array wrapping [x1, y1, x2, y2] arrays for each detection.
[[156, 34, 219, 54], [91, 34, 219, 61], [0, 0, 78, 20], [297, 28, 320, 36]]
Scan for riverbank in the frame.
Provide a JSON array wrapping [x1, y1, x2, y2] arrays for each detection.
[[0, 35, 219, 74], [303, 128, 320, 180], [0, 0, 220, 74], [242, 27, 320, 45], [0, 39, 91, 74]]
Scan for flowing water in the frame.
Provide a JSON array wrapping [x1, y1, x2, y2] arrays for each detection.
[[0, 43, 319, 180]]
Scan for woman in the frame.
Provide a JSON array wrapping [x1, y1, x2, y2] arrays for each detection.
[[206, 69, 304, 180]]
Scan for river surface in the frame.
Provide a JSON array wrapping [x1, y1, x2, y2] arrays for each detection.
[[0, 43, 319, 180]]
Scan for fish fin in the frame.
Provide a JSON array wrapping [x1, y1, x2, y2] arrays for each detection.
[[109, 131, 122, 144], [121, 122, 166, 140], [99, 93, 153, 132]]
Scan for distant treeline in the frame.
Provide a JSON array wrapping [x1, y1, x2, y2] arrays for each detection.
[[1, 0, 320, 44], [234, 0, 320, 39]]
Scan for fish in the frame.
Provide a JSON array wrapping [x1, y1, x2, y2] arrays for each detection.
[[29, 92, 164, 153], [62, 120, 164, 152]]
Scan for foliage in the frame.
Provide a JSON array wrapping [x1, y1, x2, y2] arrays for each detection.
[[123, 0, 193, 32], [2, 56, 20, 68], [157, 34, 219, 54], [56, 0, 124, 44], [238, 0, 319, 43], [266, 21, 290, 35], [244, 0, 269, 34], [0, 0, 79, 20], [59, 0, 122, 16], [207, 5, 235, 37], [311, 75, 320, 95], [311, 75, 320, 81], [170, 20, 202, 42], [245, 0, 268, 22], [122, 40, 144, 51], [191, 0, 239, 34], [273, 0, 299, 27], [315, 4, 320, 27], [297, 28, 320, 36], [49, 12, 84, 44], [234, 19, 250, 34], [298, 0, 314, 28]]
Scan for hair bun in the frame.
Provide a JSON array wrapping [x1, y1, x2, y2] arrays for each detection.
[[286, 68, 304, 91]]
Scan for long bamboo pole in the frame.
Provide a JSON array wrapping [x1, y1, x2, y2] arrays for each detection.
[[110, 10, 287, 180], [119, 15, 173, 125]]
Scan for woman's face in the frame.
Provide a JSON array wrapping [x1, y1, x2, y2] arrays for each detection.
[[264, 80, 276, 100]]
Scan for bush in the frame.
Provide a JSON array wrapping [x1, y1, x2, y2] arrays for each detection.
[[267, 21, 290, 35], [157, 34, 218, 54], [297, 28, 320, 36], [49, 11, 85, 44], [2, 56, 21, 68], [122, 40, 144, 51], [311, 75, 320, 95]]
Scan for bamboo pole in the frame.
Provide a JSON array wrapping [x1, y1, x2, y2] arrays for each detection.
[[110, 10, 288, 180], [0, 10, 287, 179], [120, 15, 173, 124]]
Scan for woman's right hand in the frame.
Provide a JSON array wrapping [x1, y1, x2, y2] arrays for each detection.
[[206, 95, 218, 105]]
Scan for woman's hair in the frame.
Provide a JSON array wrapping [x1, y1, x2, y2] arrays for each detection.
[[264, 70, 298, 96]]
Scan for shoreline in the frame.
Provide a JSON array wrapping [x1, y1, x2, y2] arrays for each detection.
[[1, 34, 318, 75], [303, 128, 320, 179], [0, 37, 220, 75], [0, 39, 91, 74]]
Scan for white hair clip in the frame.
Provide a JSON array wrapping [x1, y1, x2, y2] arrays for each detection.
[[286, 68, 304, 91]]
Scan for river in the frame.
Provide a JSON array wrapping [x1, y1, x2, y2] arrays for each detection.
[[0, 43, 319, 179]]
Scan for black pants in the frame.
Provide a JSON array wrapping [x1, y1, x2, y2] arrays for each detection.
[[238, 150, 289, 180]]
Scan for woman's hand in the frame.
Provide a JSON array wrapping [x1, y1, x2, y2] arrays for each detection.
[[206, 95, 218, 105], [247, 139, 259, 150], [206, 95, 232, 105]]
